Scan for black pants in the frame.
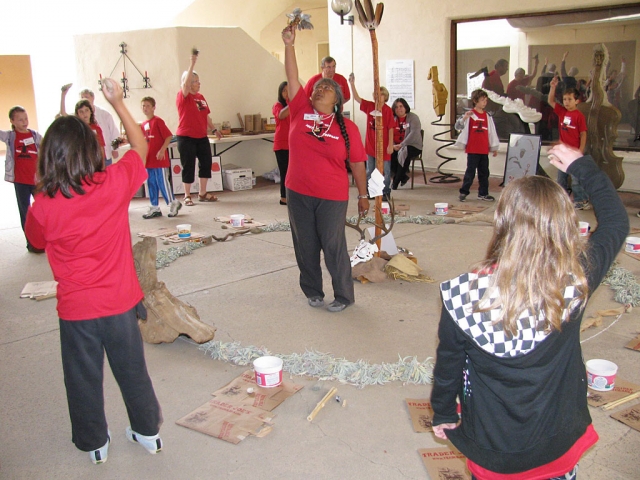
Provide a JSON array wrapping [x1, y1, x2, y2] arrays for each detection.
[[274, 149, 289, 199], [59, 303, 162, 451], [392, 146, 422, 189], [287, 189, 354, 305], [460, 153, 490, 197], [176, 136, 212, 183]]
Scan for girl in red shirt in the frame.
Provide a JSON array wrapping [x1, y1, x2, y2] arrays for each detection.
[[272, 81, 290, 205]]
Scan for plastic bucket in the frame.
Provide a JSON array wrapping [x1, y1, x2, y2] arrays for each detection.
[[579, 221, 589, 237], [253, 356, 283, 388], [625, 236, 640, 253], [230, 214, 245, 227], [435, 203, 449, 215], [586, 359, 618, 391], [177, 224, 192, 238], [381, 202, 390, 215]]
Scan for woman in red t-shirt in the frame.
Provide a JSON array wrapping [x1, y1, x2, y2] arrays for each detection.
[[272, 81, 290, 205], [281, 24, 369, 313]]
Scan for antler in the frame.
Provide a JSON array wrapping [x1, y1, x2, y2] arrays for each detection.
[[345, 197, 395, 245], [354, 0, 384, 30]]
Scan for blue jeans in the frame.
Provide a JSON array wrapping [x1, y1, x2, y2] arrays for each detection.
[[365, 155, 390, 196], [557, 171, 587, 203]]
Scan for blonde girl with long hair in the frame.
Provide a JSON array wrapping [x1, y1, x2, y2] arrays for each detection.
[[431, 143, 628, 480]]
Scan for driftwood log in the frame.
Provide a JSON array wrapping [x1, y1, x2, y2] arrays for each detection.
[[133, 237, 216, 344]]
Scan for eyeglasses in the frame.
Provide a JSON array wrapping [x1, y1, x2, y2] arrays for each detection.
[[314, 84, 335, 92]]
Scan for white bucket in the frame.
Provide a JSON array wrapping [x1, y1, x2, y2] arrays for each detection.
[[381, 202, 390, 215], [253, 356, 283, 388], [230, 214, 245, 227], [578, 221, 589, 237], [177, 224, 192, 238], [435, 203, 449, 215], [625, 236, 640, 253], [586, 359, 618, 391]]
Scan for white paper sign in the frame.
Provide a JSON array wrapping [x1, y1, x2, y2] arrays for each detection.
[[386, 60, 415, 109]]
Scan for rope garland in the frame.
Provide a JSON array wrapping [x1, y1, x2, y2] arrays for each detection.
[[199, 340, 435, 389]]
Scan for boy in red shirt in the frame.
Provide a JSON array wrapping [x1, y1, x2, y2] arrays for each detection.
[[1, 106, 43, 253], [348, 73, 394, 199], [140, 97, 181, 218], [548, 75, 589, 209], [455, 89, 499, 202]]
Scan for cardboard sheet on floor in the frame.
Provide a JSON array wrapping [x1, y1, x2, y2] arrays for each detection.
[[625, 335, 640, 351], [405, 398, 434, 433], [214, 215, 265, 228], [162, 232, 207, 243], [418, 447, 471, 480], [212, 369, 303, 411], [431, 204, 487, 218], [610, 403, 640, 432], [20, 281, 57, 300], [176, 369, 303, 444], [137, 227, 178, 238], [587, 379, 640, 407]]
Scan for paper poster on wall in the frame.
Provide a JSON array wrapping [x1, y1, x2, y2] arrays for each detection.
[[386, 60, 414, 109]]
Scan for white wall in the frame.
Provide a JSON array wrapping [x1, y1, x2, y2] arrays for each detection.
[[327, 0, 640, 191], [74, 27, 287, 175]]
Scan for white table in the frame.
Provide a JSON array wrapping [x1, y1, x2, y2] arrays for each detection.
[[207, 133, 274, 157]]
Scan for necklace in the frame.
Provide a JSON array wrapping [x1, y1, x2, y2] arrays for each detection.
[[312, 111, 336, 138]]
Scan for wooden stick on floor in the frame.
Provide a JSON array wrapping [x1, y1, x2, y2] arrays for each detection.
[[307, 387, 338, 422]]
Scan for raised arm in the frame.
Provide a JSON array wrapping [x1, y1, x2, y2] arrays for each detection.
[[181, 54, 197, 98], [58, 84, 72, 118], [282, 26, 300, 99], [548, 75, 559, 108], [101, 78, 147, 161], [348, 73, 362, 104]]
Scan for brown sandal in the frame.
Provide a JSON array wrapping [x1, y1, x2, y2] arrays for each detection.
[[198, 193, 218, 202], [183, 196, 194, 206]]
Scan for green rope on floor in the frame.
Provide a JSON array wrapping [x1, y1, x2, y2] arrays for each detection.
[[199, 340, 435, 388], [156, 242, 205, 269]]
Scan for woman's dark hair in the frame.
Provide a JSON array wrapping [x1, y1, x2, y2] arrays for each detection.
[[74, 99, 97, 125], [392, 98, 411, 116], [36, 116, 105, 198], [277, 81, 288, 107]]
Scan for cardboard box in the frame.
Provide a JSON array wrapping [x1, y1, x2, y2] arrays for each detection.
[[222, 164, 252, 191], [171, 156, 223, 194]]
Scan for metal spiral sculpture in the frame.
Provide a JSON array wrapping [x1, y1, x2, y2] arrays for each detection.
[[429, 115, 460, 184]]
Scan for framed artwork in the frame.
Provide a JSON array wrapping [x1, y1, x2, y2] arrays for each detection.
[[502, 134, 542, 186]]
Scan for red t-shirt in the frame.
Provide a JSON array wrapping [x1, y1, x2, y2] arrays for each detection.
[[554, 104, 586, 150], [393, 116, 408, 144], [466, 110, 490, 155], [141, 116, 172, 169], [13, 130, 38, 185], [483, 70, 505, 95], [176, 91, 210, 138], [285, 88, 366, 201], [359, 100, 394, 161], [467, 424, 598, 480], [506, 78, 530, 101], [303, 73, 351, 102], [272, 102, 290, 151], [25, 150, 147, 321]]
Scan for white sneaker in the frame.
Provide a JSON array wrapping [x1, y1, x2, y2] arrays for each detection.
[[89, 431, 110, 465], [168, 199, 182, 218], [126, 426, 162, 454]]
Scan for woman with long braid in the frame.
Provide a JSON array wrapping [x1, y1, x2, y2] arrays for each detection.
[[282, 24, 368, 313]]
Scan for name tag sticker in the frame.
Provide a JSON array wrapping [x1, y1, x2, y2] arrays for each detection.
[[23, 137, 35, 146], [304, 113, 320, 121]]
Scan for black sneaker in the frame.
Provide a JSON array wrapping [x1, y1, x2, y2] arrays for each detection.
[[459, 193, 467, 202], [327, 300, 348, 312], [478, 195, 495, 202], [308, 296, 324, 308], [143, 208, 162, 219]]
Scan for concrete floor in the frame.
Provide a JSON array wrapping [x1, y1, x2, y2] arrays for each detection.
[[1, 168, 640, 480]]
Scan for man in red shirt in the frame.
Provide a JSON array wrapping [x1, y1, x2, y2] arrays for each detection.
[[304, 56, 351, 102], [482, 59, 509, 96]]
